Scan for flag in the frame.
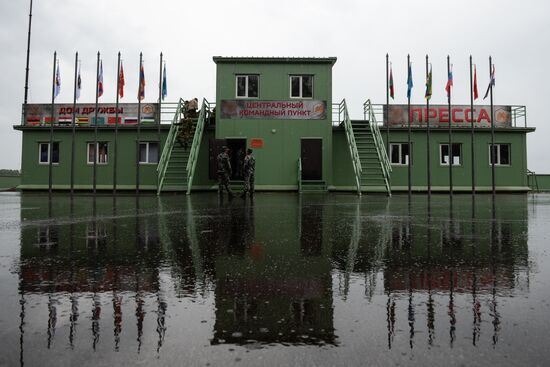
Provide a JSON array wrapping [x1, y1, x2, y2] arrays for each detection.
[[161, 62, 167, 100], [445, 66, 453, 100], [98, 59, 104, 97], [425, 64, 432, 100], [76, 64, 81, 100], [138, 62, 145, 101], [473, 65, 479, 100], [54, 61, 61, 98], [389, 65, 394, 99], [118, 61, 125, 98], [483, 65, 495, 100], [406, 62, 413, 99]]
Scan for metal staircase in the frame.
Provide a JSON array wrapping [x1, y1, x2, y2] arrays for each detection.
[[357, 100, 392, 195], [335, 99, 362, 196], [157, 98, 214, 194]]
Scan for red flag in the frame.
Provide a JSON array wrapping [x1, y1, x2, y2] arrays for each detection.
[[138, 62, 145, 101], [473, 65, 479, 100], [389, 65, 394, 99], [118, 61, 125, 98]]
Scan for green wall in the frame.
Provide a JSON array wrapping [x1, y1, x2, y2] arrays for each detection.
[[528, 174, 550, 191], [0, 175, 20, 190], [383, 128, 530, 191], [214, 59, 335, 189], [19, 126, 168, 191], [332, 126, 532, 192]]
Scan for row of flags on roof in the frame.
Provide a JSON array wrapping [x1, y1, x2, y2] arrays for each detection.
[[389, 57, 496, 102], [52, 55, 167, 102]]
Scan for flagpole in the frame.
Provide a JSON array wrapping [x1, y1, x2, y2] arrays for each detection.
[[447, 55, 453, 197], [93, 51, 100, 194], [158, 52, 163, 135], [113, 52, 121, 194], [470, 56, 476, 196], [22, 0, 33, 124], [426, 55, 431, 197], [386, 53, 389, 157], [49, 52, 56, 194], [407, 54, 412, 198], [489, 56, 495, 196], [71, 52, 78, 194], [136, 52, 143, 195]]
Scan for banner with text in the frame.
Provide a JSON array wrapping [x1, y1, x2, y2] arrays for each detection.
[[220, 100, 327, 120], [24, 103, 158, 125], [384, 105, 512, 128]]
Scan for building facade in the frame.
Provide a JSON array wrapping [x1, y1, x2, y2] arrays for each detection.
[[14, 56, 535, 193]]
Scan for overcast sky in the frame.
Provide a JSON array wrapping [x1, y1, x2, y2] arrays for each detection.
[[1, 0, 549, 172]]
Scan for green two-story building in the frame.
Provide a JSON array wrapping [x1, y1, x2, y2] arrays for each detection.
[[13, 56, 535, 194]]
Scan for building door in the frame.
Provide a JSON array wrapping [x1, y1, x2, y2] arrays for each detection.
[[301, 138, 322, 180], [209, 139, 226, 179], [226, 139, 247, 180]]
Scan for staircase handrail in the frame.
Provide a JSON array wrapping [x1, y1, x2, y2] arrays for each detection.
[[157, 98, 186, 194], [339, 99, 362, 195], [364, 99, 392, 195], [186, 98, 213, 194], [527, 169, 539, 192]]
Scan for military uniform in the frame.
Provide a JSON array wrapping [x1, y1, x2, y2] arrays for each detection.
[[243, 153, 255, 196], [217, 149, 233, 196]]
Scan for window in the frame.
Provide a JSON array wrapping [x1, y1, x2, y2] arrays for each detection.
[[440, 143, 462, 166], [87, 142, 109, 164], [236, 75, 259, 98], [139, 142, 159, 164], [38, 142, 59, 164], [490, 144, 511, 165], [290, 75, 313, 98], [390, 143, 411, 165]]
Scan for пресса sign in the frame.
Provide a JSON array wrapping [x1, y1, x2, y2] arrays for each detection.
[[385, 105, 512, 128]]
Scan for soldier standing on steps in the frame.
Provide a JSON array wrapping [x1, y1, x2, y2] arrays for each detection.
[[241, 149, 255, 198], [217, 146, 234, 197]]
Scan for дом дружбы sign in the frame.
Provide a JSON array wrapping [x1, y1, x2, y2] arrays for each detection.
[[385, 105, 512, 128], [24, 103, 158, 125], [220, 100, 327, 120]]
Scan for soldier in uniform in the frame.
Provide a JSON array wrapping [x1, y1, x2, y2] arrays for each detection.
[[241, 148, 255, 197], [217, 146, 233, 197]]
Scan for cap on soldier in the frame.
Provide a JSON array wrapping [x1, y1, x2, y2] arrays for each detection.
[[222, 146, 228, 150]]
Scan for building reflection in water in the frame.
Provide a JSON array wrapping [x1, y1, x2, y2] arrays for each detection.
[[15, 193, 530, 363]]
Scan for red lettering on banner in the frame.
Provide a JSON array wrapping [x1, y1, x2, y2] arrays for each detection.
[[464, 108, 473, 122], [478, 108, 490, 123], [439, 108, 449, 123], [410, 107, 423, 122], [452, 108, 464, 123], [428, 107, 437, 121]]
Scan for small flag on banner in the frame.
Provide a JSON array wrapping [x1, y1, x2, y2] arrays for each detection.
[[473, 65, 479, 100], [77, 116, 89, 124], [425, 64, 432, 100], [483, 65, 495, 100], [406, 62, 413, 99], [445, 66, 453, 100], [76, 64, 81, 100], [138, 62, 145, 101], [162, 62, 167, 100], [389, 65, 394, 99], [119, 61, 125, 98], [54, 62, 61, 98], [98, 60, 104, 97], [124, 116, 138, 125]]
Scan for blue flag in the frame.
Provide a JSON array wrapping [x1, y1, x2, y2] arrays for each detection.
[[407, 62, 413, 99], [162, 62, 167, 100]]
